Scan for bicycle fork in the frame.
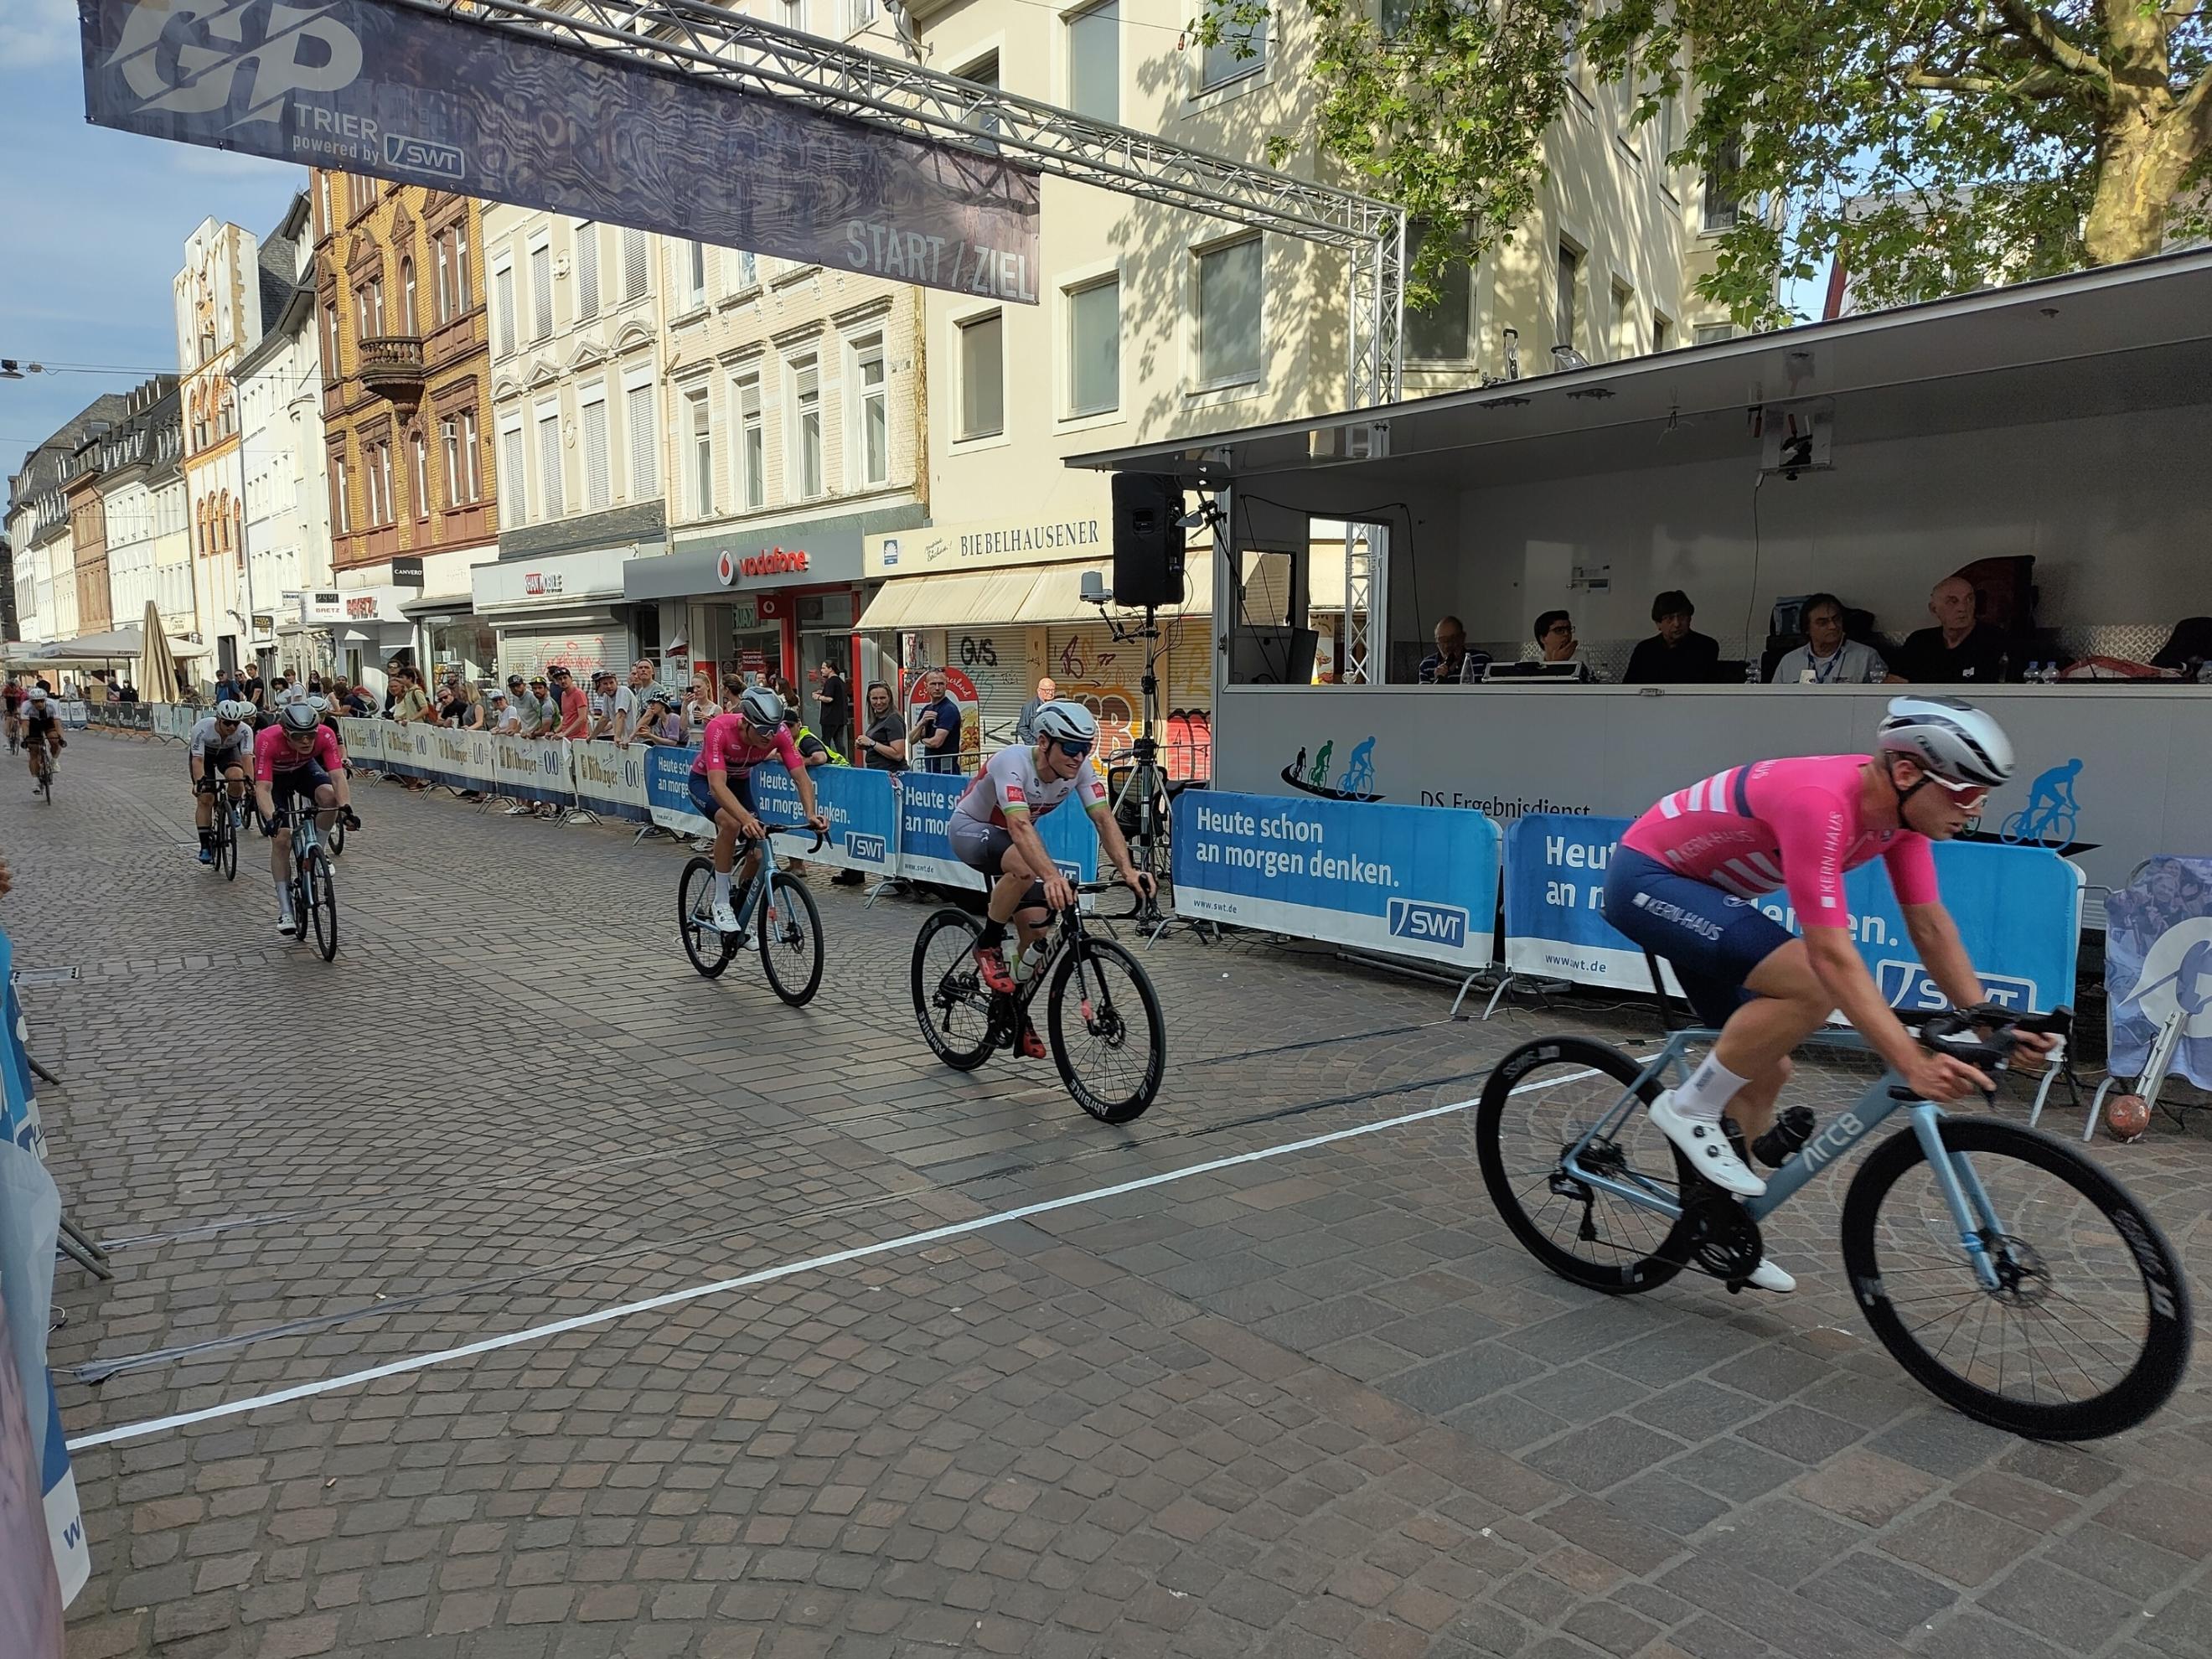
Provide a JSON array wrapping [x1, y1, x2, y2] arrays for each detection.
[[1906, 1103, 2008, 1293]]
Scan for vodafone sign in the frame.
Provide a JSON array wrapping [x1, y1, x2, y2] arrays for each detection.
[[715, 545, 811, 587]]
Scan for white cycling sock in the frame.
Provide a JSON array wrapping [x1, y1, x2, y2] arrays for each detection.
[[712, 871, 732, 905], [1672, 1052, 1751, 1124], [274, 877, 293, 912]]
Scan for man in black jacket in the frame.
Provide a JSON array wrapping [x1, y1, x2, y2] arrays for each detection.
[[1625, 591, 1720, 684]]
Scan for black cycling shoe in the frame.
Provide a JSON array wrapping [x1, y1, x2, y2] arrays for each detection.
[[1753, 1106, 1817, 1169]]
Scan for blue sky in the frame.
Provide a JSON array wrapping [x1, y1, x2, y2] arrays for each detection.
[[0, 0, 302, 474]]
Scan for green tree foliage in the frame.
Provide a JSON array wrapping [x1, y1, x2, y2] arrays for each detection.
[[1195, 1, 2211, 326]]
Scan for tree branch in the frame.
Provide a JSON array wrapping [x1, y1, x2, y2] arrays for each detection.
[[1905, 68, 2007, 94], [1994, 0, 2109, 85]]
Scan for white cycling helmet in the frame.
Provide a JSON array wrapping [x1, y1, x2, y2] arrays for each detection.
[[1877, 696, 2013, 788], [26, 688, 49, 705], [214, 698, 255, 723], [736, 685, 785, 733], [1031, 700, 1098, 747], [276, 700, 322, 736]]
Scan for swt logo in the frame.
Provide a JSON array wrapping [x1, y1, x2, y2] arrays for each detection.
[[108, 0, 364, 127], [1388, 898, 1469, 949], [845, 832, 888, 865], [385, 132, 463, 179], [1879, 960, 2036, 1012]]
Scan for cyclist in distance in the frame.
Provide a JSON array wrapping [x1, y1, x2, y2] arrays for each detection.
[[950, 700, 1157, 1058], [1603, 697, 2054, 1292], [253, 699, 353, 935], [20, 688, 65, 791], [689, 683, 828, 939], [188, 698, 259, 863]]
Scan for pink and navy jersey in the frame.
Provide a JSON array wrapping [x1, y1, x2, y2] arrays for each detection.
[[690, 712, 804, 778], [253, 722, 343, 782], [1620, 754, 1938, 924]]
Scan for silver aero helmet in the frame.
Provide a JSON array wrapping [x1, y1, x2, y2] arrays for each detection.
[[214, 698, 255, 723], [276, 700, 323, 736], [1876, 696, 2013, 788], [737, 685, 785, 733], [1031, 700, 1099, 747]]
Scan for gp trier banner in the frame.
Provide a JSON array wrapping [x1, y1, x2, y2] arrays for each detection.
[[80, 0, 1042, 302]]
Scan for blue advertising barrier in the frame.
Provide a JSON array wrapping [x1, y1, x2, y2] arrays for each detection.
[[1502, 812, 2082, 1013], [643, 747, 709, 835], [751, 762, 900, 877], [892, 770, 1101, 892], [1171, 789, 1500, 971]]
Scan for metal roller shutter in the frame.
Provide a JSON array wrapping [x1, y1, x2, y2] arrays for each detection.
[[1043, 613, 1212, 782]]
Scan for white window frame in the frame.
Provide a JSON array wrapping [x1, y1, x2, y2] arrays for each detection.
[[578, 381, 612, 510], [732, 369, 766, 509], [529, 234, 554, 340], [1189, 231, 1265, 395], [788, 353, 824, 501], [1061, 266, 1122, 421], [574, 222, 599, 321], [499, 416, 526, 528], [681, 380, 713, 517], [846, 331, 889, 488], [686, 240, 707, 308], [1195, 10, 1266, 95], [1064, 1, 1119, 125], [952, 307, 1006, 444], [535, 401, 564, 519], [622, 369, 659, 499], [491, 255, 516, 359]]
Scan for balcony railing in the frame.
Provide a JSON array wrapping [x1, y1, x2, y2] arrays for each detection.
[[357, 335, 426, 397]]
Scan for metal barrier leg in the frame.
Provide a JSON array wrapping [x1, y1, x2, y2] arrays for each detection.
[[28, 1052, 59, 1086], [1481, 974, 1517, 1021]]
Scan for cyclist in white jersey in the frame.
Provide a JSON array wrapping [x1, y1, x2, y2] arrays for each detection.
[[189, 699, 259, 864], [949, 702, 1155, 1030]]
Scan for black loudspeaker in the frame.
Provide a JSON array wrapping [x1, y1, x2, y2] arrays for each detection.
[[1111, 472, 1187, 608]]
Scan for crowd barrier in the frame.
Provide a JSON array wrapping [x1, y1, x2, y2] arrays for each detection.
[[0, 927, 90, 1609]]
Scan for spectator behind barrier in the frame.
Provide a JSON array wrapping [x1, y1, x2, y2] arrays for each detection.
[[1624, 591, 1720, 685], [911, 668, 963, 773], [860, 682, 907, 771], [1770, 592, 1889, 684]]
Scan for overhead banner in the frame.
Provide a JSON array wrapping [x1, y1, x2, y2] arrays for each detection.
[[1171, 789, 1499, 971], [1502, 813, 2081, 1014], [80, 0, 1042, 301]]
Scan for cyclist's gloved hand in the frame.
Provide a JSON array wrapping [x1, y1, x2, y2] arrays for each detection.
[[342, 808, 361, 830], [1901, 1050, 1993, 1103]]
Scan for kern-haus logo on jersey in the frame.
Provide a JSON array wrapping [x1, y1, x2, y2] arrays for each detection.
[[102, 0, 468, 174]]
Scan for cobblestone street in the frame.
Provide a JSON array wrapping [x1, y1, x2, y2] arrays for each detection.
[[10, 731, 2212, 1659]]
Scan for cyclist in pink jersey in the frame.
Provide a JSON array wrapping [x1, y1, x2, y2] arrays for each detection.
[[1605, 698, 2054, 1292], [688, 682, 826, 937], [253, 701, 354, 936]]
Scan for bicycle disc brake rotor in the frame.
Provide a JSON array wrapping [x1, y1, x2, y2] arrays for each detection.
[[1982, 1233, 2051, 1307], [1682, 1194, 1763, 1281]]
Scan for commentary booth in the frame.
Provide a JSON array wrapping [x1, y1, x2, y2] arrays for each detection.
[[1067, 252, 2212, 1005]]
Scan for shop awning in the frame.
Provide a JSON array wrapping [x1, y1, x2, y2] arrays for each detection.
[[1015, 550, 1215, 623], [858, 569, 1041, 631]]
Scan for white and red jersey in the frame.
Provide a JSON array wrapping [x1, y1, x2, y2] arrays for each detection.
[[1620, 754, 1939, 924], [952, 743, 1107, 830]]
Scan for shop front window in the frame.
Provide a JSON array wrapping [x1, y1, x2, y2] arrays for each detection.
[[425, 614, 498, 684]]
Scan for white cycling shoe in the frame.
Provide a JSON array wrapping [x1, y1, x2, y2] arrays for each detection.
[[710, 897, 744, 938], [1648, 1090, 1767, 1197], [1745, 1258, 1796, 1293]]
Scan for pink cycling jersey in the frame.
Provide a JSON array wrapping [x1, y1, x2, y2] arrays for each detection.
[[253, 722, 343, 783], [690, 712, 804, 778], [1620, 754, 1938, 923]]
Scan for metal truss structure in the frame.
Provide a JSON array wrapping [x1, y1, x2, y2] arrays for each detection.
[[398, 0, 1405, 406]]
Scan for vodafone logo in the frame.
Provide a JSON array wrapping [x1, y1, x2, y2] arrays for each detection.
[[715, 550, 736, 587], [742, 547, 809, 577]]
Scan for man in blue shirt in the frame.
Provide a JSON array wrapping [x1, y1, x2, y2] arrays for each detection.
[[912, 668, 964, 773]]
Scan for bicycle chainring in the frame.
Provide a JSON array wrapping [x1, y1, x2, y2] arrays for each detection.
[[1681, 1194, 1764, 1283]]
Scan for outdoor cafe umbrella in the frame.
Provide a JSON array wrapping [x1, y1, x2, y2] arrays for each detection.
[[136, 601, 182, 702]]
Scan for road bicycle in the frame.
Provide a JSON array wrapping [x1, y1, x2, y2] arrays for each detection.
[[30, 744, 54, 804], [2001, 798, 2078, 848], [204, 778, 248, 881], [677, 824, 827, 1005], [1476, 1007, 2189, 1439], [268, 802, 341, 961], [912, 881, 1165, 1124]]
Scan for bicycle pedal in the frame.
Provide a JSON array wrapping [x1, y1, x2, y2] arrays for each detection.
[[1754, 1106, 1817, 1170]]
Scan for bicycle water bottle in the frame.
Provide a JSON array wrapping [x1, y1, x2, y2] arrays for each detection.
[[1011, 941, 1048, 985]]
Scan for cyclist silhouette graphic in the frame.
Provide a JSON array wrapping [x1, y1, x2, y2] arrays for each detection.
[[1340, 736, 1377, 796], [1308, 739, 1333, 788], [2002, 757, 2082, 846]]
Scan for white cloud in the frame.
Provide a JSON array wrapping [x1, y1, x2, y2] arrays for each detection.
[[0, 0, 80, 69]]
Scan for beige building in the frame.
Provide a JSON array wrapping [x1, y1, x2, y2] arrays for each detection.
[[174, 217, 266, 672], [828, 0, 1739, 767], [618, 236, 927, 712]]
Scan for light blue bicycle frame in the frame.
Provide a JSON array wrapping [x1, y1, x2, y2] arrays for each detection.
[[1563, 1026, 2011, 1290]]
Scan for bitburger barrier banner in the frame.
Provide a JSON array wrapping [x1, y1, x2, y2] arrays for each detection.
[[80, 0, 1042, 302], [1172, 788, 1500, 971], [568, 741, 650, 821], [485, 734, 572, 806]]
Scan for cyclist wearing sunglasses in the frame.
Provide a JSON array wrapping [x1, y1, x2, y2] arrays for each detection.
[[1602, 697, 2054, 1292], [949, 701, 1157, 1056]]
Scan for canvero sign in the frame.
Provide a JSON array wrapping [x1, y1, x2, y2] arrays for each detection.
[[80, 0, 1041, 301]]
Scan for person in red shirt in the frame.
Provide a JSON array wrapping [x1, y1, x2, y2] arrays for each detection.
[[550, 665, 591, 740]]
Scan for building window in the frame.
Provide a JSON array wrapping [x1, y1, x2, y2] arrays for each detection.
[[736, 250, 759, 292], [442, 409, 482, 504], [1556, 242, 1579, 349], [1704, 140, 1743, 232], [687, 240, 707, 306], [366, 439, 393, 525], [536, 406, 563, 517], [1068, 2, 1119, 123], [960, 52, 1000, 140], [442, 416, 459, 506], [1403, 224, 1473, 361], [957, 312, 1004, 440], [1611, 279, 1635, 359], [790, 357, 823, 499], [492, 261, 516, 358], [316, 172, 332, 236], [626, 380, 657, 496], [622, 229, 649, 299], [1653, 312, 1673, 352], [686, 386, 712, 515], [411, 430, 428, 518], [782, 0, 805, 32], [581, 393, 611, 509], [1067, 276, 1119, 415], [329, 457, 349, 534], [400, 258, 417, 333], [575, 223, 598, 320], [1195, 235, 1263, 387], [846, 0, 876, 30], [736, 374, 764, 508], [853, 335, 888, 484], [530, 242, 553, 339], [1695, 322, 1734, 344], [433, 238, 451, 324], [500, 421, 526, 528], [1199, 13, 1265, 90]]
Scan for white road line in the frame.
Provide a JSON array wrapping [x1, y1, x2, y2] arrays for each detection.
[[69, 1068, 1598, 1450]]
